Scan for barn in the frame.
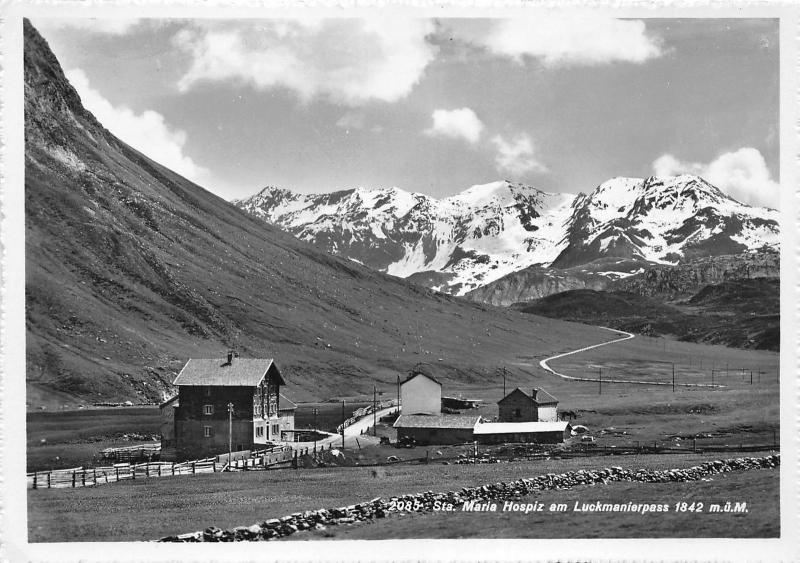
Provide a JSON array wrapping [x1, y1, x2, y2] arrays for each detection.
[[498, 387, 559, 423], [393, 414, 481, 445], [168, 352, 294, 460], [400, 367, 442, 415], [473, 421, 571, 445]]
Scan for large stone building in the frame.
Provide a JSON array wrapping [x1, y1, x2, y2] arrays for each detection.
[[498, 388, 559, 423], [163, 353, 294, 460]]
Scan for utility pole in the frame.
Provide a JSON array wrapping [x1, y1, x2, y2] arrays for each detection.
[[598, 368, 602, 395], [313, 408, 318, 456], [373, 385, 377, 437], [227, 402, 234, 468], [503, 366, 507, 397], [397, 374, 401, 412], [341, 400, 345, 450], [672, 363, 675, 392]]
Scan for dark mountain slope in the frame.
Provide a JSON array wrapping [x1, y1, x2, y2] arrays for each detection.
[[516, 278, 778, 351], [24, 20, 609, 408]]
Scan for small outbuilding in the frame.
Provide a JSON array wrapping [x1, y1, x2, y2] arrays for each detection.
[[498, 387, 559, 423], [473, 421, 571, 445], [393, 414, 481, 445]]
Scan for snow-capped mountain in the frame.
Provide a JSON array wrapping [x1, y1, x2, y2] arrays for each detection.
[[234, 175, 779, 296]]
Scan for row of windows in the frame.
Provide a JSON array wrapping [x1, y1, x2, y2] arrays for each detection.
[[203, 425, 282, 439]]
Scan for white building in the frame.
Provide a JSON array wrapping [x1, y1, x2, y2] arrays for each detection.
[[400, 370, 442, 415]]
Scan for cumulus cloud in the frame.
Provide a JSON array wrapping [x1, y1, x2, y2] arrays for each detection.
[[66, 69, 208, 183], [34, 17, 143, 35], [173, 18, 438, 106], [424, 108, 484, 144], [491, 133, 547, 176], [450, 17, 662, 66], [652, 148, 780, 209]]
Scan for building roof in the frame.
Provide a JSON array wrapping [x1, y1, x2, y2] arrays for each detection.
[[159, 395, 179, 409], [278, 394, 297, 411], [473, 421, 570, 435], [498, 387, 559, 405], [403, 363, 441, 385], [172, 358, 285, 387], [393, 414, 481, 429]]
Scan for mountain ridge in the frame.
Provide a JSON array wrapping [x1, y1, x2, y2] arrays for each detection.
[[235, 176, 779, 296]]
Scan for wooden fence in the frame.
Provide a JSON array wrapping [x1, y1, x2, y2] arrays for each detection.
[[100, 443, 161, 463], [28, 445, 295, 490]]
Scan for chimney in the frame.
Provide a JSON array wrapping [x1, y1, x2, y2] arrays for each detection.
[[226, 350, 233, 365], [532, 388, 537, 401]]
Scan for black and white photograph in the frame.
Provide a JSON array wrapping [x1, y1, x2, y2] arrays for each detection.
[[1, 4, 797, 561]]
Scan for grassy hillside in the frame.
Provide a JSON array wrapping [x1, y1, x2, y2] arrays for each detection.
[[24, 20, 611, 408]]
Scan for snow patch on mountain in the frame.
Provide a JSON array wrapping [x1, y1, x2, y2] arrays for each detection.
[[235, 175, 779, 295]]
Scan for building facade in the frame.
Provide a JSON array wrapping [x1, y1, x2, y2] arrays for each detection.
[[473, 421, 571, 444], [401, 371, 442, 415], [498, 388, 559, 423], [393, 414, 481, 445], [166, 354, 293, 460]]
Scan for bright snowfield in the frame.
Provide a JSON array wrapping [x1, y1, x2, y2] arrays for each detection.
[[235, 175, 779, 295]]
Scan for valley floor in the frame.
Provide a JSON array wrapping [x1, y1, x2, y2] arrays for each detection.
[[27, 451, 778, 542]]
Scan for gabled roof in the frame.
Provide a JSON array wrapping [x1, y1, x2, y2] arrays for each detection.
[[393, 414, 480, 429], [474, 421, 570, 435], [159, 395, 179, 409], [498, 387, 558, 405], [402, 371, 441, 386], [173, 358, 285, 387]]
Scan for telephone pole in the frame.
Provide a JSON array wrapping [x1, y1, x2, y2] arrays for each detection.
[[502, 367, 507, 396], [313, 408, 318, 456], [341, 400, 345, 449], [227, 402, 234, 467], [373, 385, 377, 437], [598, 368, 602, 395], [672, 363, 675, 392]]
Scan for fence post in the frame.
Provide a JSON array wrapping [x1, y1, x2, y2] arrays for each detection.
[[146, 464, 150, 478], [47, 472, 51, 489], [172, 462, 175, 476], [33, 473, 37, 490], [72, 472, 76, 488], [192, 462, 196, 474], [132, 465, 136, 480], [115, 467, 119, 482], [81, 471, 86, 487], [93, 468, 97, 485]]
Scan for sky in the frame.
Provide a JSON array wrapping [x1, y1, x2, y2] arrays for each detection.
[[33, 17, 781, 207]]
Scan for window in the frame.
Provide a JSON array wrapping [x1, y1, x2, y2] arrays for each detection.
[[203, 404, 214, 415], [203, 426, 213, 438], [272, 424, 280, 436], [255, 426, 264, 438], [514, 408, 521, 418]]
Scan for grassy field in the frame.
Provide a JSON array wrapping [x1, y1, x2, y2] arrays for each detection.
[[26, 407, 161, 472], [296, 468, 779, 540], [27, 451, 775, 542]]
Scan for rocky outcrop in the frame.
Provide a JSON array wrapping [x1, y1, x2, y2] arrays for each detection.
[[612, 252, 779, 298], [466, 266, 608, 307], [159, 454, 779, 542]]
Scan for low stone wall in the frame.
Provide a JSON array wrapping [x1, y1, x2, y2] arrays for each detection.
[[158, 454, 779, 542]]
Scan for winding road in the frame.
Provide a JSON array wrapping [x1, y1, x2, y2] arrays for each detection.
[[539, 326, 723, 388]]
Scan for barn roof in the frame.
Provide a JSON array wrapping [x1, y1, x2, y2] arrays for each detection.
[[473, 421, 570, 435], [393, 414, 480, 429], [172, 358, 285, 387], [498, 387, 558, 405]]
